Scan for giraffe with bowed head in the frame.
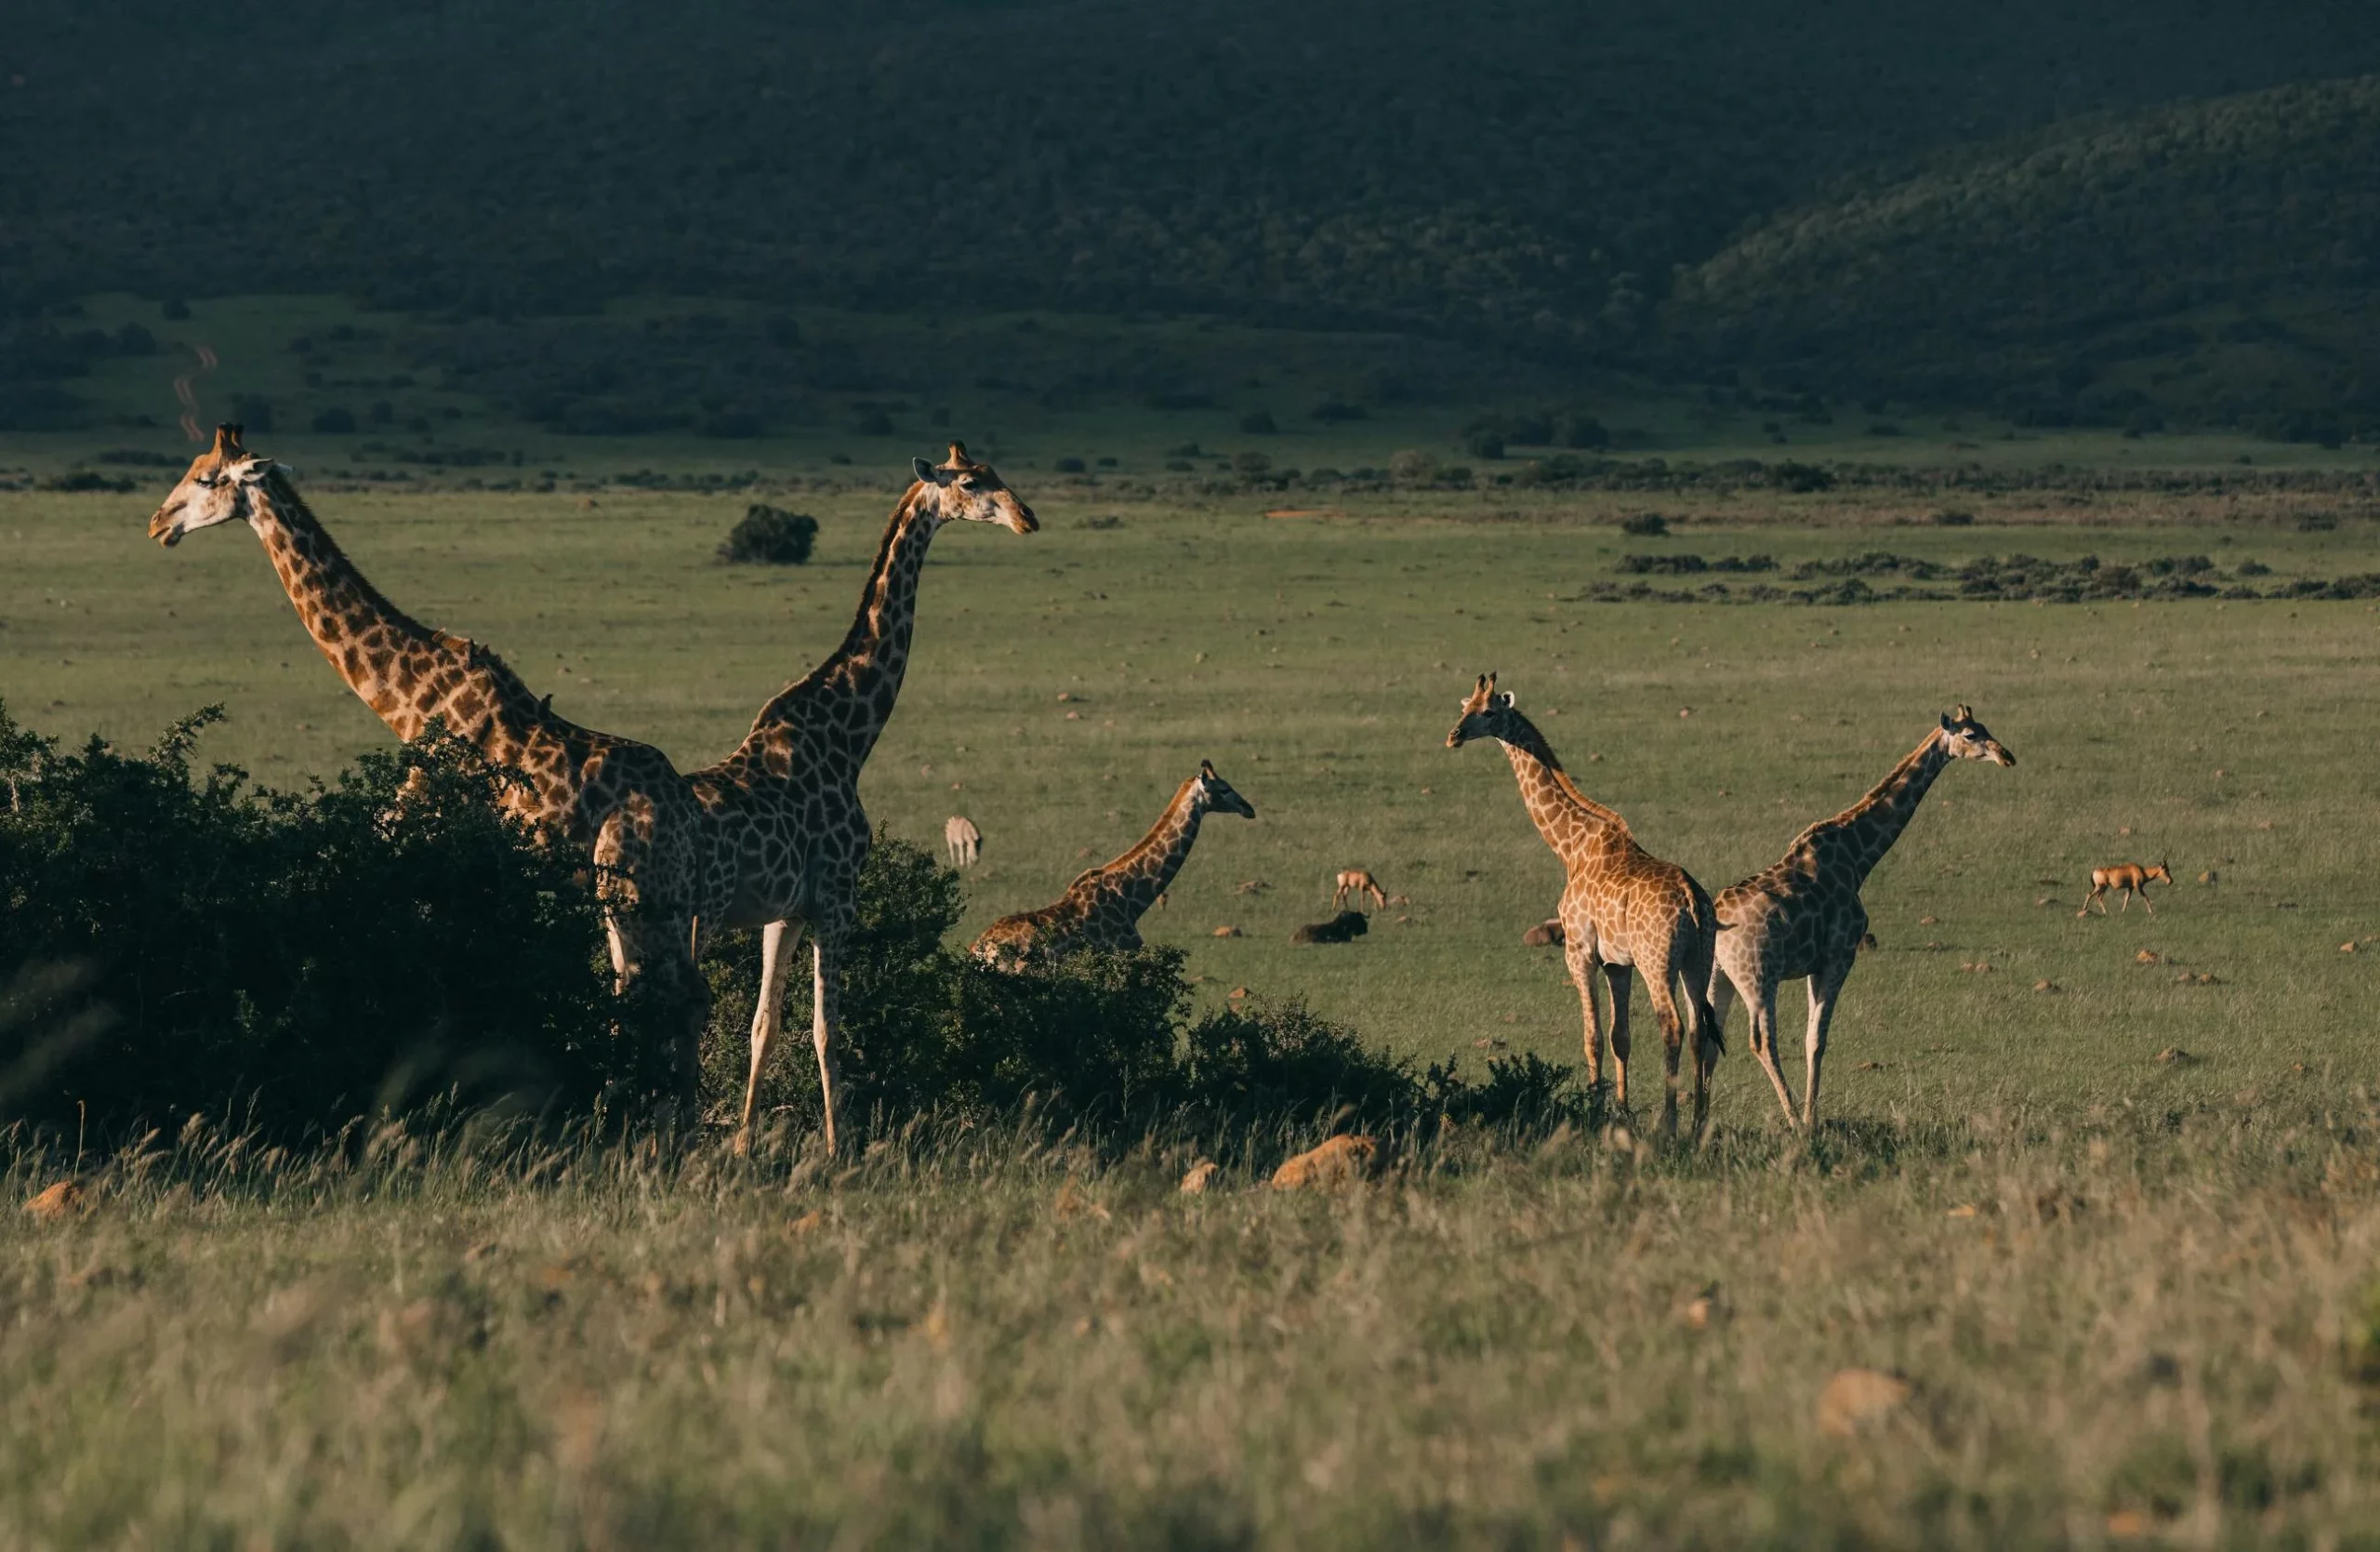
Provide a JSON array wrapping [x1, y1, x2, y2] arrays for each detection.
[[148, 425, 720, 1105], [1447, 673, 1722, 1136]]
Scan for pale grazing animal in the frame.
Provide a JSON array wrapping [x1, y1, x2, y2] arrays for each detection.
[[1332, 869, 1389, 912], [945, 815, 983, 869], [2079, 859, 2172, 917]]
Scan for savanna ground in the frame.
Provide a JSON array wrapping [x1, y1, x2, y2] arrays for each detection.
[[7, 314, 2380, 1545]]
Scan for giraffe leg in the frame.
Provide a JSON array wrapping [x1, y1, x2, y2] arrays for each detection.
[[1564, 931, 1604, 1093], [1801, 960, 1853, 1132], [1747, 974, 1799, 1124], [811, 929, 849, 1159], [733, 919, 798, 1157], [1640, 962, 1686, 1138], [1604, 963, 1634, 1113]]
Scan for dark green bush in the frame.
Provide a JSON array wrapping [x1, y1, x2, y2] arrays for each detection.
[[705, 835, 1593, 1149], [717, 503, 819, 564], [0, 702, 619, 1138]]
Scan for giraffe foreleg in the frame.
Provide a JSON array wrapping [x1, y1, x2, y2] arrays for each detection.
[[1563, 930, 1604, 1094], [733, 919, 799, 1158], [811, 926, 850, 1159], [1801, 959, 1852, 1132]]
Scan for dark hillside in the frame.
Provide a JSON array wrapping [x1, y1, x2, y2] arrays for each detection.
[[4, 0, 2376, 356], [1664, 76, 2380, 436]]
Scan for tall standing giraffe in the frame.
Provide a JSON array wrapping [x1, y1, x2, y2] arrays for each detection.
[[1447, 674, 1721, 1135], [703, 444, 1036, 1158], [148, 425, 718, 1099], [971, 762, 1258, 968], [1709, 706, 2016, 1130]]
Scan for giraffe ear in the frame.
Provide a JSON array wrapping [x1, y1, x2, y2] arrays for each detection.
[[1497, 692, 1516, 710], [234, 457, 276, 484], [912, 457, 944, 485], [1199, 759, 1218, 781]]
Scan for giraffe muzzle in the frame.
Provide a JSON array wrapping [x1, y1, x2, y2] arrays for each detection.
[[149, 507, 185, 547]]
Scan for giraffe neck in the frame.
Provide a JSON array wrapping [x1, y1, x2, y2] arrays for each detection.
[[245, 477, 539, 746], [1495, 718, 1625, 857], [734, 486, 939, 771], [1093, 778, 1209, 918], [1810, 730, 1953, 885]]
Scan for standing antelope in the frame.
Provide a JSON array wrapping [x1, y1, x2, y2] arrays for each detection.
[[1333, 869, 1389, 912], [2079, 859, 2172, 917], [945, 815, 983, 869]]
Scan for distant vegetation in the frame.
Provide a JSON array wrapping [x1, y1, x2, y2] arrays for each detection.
[[718, 504, 820, 566], [3, 2, 2378, 431]]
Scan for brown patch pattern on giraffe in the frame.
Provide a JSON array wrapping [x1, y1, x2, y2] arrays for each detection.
[[972, 762, 1257, 969], [1708, 706, 2016, 1129], [150, 425, 721, 1106], [694, 444, 1038, 1158], [1448, 673, 1721, 1136]]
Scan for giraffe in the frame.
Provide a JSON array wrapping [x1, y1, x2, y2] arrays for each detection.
[[1708, 706, 2016, 1130], [1332, 869, 1389, 913], [945, 815, 983, 869], [1447, 673, 1721, 1135], [971, 762, 1257, 969], [704, 444, 1036, 1159], [148, 425, 718, 1102]]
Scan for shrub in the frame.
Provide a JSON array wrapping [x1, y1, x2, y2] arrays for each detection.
[[311, 406, 357, 434], [0, 702, 618, 1138], [1053, 457, 1087, 473], [1239, 410, 1277, 434], [1463, 430, 1506, 459], [1620, 512, 1669, 537], [1562, 415, 1612, 449], [1231, 450, 1273, 477], [718, 504, 820, 565]]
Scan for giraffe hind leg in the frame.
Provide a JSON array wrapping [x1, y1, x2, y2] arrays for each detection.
[[1604, 963, 1635, 1113], [1639, 959, 1687, 1138], [1564, 931, 1605, 1094]]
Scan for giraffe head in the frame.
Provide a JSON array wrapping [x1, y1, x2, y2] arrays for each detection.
[[907, 442, 1038, 533], [1937, 705, 2016, 767], [149, 424, 284, 548], [1193, 760, 1258, 819], [1445, 672, 1523, 749]]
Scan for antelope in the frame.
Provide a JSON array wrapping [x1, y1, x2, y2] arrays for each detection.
[[1333, 869, 1389, 912], [2079, 860, 2173, 917]]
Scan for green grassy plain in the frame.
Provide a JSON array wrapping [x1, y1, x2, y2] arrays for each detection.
[[8, 402, 2380, 1545]]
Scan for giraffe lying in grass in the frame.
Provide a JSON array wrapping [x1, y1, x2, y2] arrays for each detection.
[[1708, 706, 2016, 1130], [1447, 674, 1721, 1136], [972, 763, 1256, 968]]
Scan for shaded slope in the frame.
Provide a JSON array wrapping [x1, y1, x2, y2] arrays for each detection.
[[1667, 76, 2380, 432]]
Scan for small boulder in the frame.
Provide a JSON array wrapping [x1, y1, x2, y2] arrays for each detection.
[[1521, 918, 1565, 948], [1270, 1134, 1379, 1190], [23, 1181, 85, 1222]]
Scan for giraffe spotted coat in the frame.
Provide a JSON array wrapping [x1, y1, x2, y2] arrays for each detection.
[[1708, 707, 2016, 1129], [1448, 673, 1721, 1135], [150, 425, 720, 1104], [972, 762, 1257, 969]]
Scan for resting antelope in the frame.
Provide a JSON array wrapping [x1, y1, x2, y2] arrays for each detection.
[[2079, 860, 2172, 917]]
